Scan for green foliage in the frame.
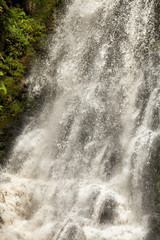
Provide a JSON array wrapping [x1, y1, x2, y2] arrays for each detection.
[[0, 81, 7, 94], [0, 0, 7, 7], [0, 6, 47, 132], [0, 81, 7, 110], [0, 0, 64, 162]]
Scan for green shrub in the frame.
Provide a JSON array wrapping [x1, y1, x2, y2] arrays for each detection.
[[0, 6, 47, 130], [0, 0, 64, 162]]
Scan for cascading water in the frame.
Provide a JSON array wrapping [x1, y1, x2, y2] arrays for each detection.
[[0, 0, 159, 239]]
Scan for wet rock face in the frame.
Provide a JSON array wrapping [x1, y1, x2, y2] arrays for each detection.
[[0, 216, 4, 225], [148, 89, 160, 131], [135, 83, 151, 128], [149, 106, 160, 131], [22, 0, 37, 15], [99, 199, 116, 224], [140, 135, 160, 215], [150, 137, 160, 207], [144, 229, 160, 240], [60, 224, 86, 240], [153, 108, 160, 130], [96, 196, 117, 224], [155, 1, 160, 40], [102, 149, 122, 179]]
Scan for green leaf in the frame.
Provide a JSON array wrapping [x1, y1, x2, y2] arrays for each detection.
[[0, 71, 4, 76], [0, 81, 7, 94]]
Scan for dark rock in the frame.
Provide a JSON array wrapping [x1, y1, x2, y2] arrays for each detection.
[[144, 230, 160, 240], [96, 196, 117, 224], [0, 216, 4, 225], [149, 106, 160, 131], [60, 224, 86, 240]]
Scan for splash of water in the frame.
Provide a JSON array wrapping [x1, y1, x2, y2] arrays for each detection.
[[0, 0, 159, 239]]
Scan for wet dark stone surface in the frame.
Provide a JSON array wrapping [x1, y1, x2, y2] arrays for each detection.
[[61, 224, 86, 240], [99, 197, 117, 224]]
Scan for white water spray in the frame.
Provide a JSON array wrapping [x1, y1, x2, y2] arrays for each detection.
[[0, 0, 159, 239]]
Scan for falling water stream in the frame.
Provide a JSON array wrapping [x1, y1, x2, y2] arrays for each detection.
[[0, 0, 160, 239]]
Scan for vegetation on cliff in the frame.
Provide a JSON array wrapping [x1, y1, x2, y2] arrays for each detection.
[[0, 0, 64, 161]]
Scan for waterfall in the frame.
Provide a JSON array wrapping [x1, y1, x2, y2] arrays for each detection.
[[0, 0, 159, 239]]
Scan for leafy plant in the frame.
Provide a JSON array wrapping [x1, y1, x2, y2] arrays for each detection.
[[0, 0, 64, 163], [0, 81, 7, 94]]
